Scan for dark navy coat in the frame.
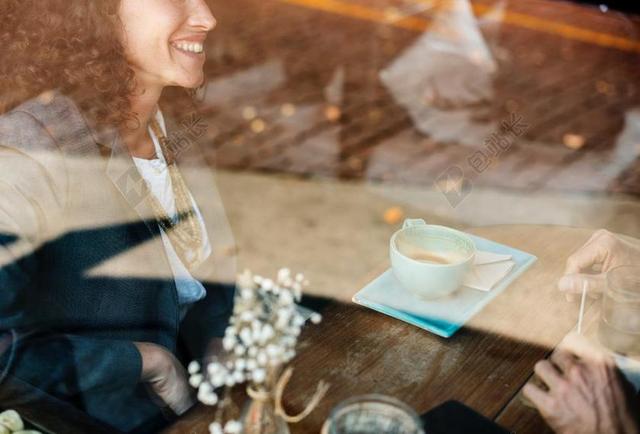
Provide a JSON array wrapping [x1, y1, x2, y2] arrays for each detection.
[[0, 90, 237, 433]]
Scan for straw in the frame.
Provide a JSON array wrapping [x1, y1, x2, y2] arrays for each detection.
[[577, 280, 588, 334]]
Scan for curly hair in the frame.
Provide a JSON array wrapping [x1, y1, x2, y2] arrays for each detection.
[[0, 0, 140, 130]]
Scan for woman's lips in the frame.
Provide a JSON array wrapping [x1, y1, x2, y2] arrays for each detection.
[[170, 42, 205, 62], [171, 41, 204, 54]]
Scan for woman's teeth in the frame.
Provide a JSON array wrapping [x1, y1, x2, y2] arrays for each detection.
[[171, 42, 204, 54]]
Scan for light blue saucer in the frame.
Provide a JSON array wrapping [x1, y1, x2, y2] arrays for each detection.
[[352, 233, 537, 338]]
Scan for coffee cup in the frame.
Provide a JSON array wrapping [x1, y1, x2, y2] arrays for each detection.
[[390, 219, 476, 299]]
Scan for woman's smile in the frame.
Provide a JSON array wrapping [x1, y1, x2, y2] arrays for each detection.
[[118, 0, 216, 89], [171, 41, 204, 55], [170, 34, 207, 57], [170, 41, 206, 66]]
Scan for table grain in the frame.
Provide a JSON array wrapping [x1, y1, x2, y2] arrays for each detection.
[[163, 224, 598, 434]]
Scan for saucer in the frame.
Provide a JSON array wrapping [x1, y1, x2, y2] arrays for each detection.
[[352, 233, 537, 338]]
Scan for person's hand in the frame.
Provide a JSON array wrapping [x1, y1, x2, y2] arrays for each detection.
[[133, 341, 195, 415], [559, 230, 640, 300], [523, 333, 640, 434]]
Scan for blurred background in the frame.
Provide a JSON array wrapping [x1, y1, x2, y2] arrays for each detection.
[[163, 0, 640, 298], [3, 3, 639, 432]]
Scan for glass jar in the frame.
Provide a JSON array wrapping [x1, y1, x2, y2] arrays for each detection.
[[240, 365, 290, 434], [322, 394, 424, 434], [598, 265, 640, 355]]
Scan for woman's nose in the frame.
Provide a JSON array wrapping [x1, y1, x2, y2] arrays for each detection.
[[191, 0, 217, 32]]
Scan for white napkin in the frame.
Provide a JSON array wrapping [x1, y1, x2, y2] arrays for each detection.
[[463, 250, 515, 291]]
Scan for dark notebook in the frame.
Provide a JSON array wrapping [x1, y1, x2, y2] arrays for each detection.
[[421, 401, 511, 434]]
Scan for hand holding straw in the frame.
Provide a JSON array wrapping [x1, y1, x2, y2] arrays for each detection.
[[577, 280, 588, 334]]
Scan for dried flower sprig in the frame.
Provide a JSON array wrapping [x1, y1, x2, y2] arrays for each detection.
[[0, 409, 42, 434], [207, 420, 242, 434], [188, 268, 322, 433]]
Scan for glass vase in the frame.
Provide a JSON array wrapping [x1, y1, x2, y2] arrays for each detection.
[[240, 386, 290, 434]]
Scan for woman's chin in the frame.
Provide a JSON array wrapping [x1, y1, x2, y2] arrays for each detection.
[[170, 72, 205, 89]]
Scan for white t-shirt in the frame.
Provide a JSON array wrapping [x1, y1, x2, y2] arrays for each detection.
[[132, 109, 211, 317]]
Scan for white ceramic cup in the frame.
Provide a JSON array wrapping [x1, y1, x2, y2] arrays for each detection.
[[390, 219, 476, 299]]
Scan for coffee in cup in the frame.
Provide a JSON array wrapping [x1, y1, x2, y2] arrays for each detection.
[[390, 219, 475, 299]]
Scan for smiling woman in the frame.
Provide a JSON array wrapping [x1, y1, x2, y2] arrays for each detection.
[[0, 1, 236, 433], [118, 0, 214, 92], [0, 0, 136, 129], [0, 0, 214, 129]]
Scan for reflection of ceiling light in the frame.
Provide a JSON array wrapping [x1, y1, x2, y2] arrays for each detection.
[[250, 119, 266, 134], [563, 133, 585, 150], [383, 207, 404, 225], [242, 106, 257, 120], [595, 80, 614, 96], [38, 90, 55, 105], [281, 103, 296, 117], [325, 105, 341, 122]]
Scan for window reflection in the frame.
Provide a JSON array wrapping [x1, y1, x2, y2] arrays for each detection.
[[1, 0, 640, 433]]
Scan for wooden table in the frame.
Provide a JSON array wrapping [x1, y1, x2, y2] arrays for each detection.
[[163, 224, 604, 434]]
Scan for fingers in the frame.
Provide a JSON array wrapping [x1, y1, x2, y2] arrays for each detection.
[[581, 230, 605, 251], [559, 332, 611, 366], [550, 348, 575, 374], [172, 394, 196, 415], [534, 360, 563, 389], [558, 273, 605, 298], [565, 241, 608, 276], [565, 230, 613, 274], [522, 382, 552, 414], [165, 378, 197, 415]]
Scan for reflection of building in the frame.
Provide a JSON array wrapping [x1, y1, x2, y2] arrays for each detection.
[[380, 0, 498, 146], [199, 0, 640, 199]]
